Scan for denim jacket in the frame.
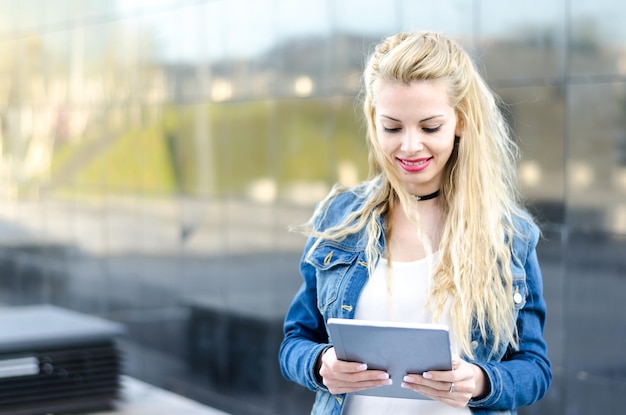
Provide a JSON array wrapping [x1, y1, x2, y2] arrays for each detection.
[[279, 182, 551, 415]]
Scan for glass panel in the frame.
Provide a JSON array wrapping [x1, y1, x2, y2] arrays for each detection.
[[496, 86, 566, 224], [9, 1, 44, 33], [222, 0, 277, 61], [333, 0, 397, 36], [563, 230, 626, 414], [529, 227, 565, 414], [399, 0, 473, 38], [65, 254, 108, 313], [77, 0, 120, 20], [0, 1, 15, 35], [273, 97, 367, 206], [42, 31, 71, 106], [41, 1, 74, 26], [570, 0, 626, 77], [567, 83, 626, 233], [275, 0, 331, 40], [64, 189, 107, 255], [478, 0, 565, 81], [4, 1, 626, 415]]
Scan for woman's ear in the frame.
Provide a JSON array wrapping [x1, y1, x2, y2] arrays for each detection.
[[455, 116, 464, 139]]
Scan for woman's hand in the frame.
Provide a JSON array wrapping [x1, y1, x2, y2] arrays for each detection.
[[400, 356, 488, 408], [318, 347, 392, 394]]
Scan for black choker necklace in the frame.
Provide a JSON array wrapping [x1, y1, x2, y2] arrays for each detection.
[[412, 189, 440, 201]]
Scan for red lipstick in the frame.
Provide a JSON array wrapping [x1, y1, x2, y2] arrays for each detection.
[[397, 157, 432, 172]]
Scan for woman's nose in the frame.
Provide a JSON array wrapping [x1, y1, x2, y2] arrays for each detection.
[[401, 130, 424, 153]]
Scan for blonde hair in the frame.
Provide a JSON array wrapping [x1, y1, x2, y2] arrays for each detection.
[[300, 31, 526, 358]]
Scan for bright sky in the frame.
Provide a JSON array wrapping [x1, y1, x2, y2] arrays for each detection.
[[113, 0, 626, 62], [130, 0, 473, 62]]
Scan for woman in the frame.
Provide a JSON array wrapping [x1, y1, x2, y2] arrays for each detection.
[[278, 31, 551, 415]]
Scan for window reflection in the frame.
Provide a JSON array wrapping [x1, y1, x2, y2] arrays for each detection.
[[478, 0, 564, 80], [0, 2, 624, 415], [570, 0, 626, 76], [568, 83, 625, 231]]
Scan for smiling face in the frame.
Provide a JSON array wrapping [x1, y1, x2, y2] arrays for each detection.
[[374, 80, 462, 197]]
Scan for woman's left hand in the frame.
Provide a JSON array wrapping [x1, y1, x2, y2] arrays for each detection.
[[400, 356, 487, 408]]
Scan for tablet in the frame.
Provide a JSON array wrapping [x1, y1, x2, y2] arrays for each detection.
[[327, 318, 452, 400]]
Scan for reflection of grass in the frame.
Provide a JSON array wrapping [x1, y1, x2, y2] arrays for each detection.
[[49, 126, 109, 181], [75, 125, 176, 192], [210, 98, 367, 193], [49, 98, 368, 196]]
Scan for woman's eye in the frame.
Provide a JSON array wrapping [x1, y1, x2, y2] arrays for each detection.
[[383, 126, 401, 133], [422, 126, 441, 133]]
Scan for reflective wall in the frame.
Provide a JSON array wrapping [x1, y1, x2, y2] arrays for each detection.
[[0, 1, 624, 414]]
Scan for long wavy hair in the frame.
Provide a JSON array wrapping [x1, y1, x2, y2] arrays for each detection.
[[300, 31, 527, 358]]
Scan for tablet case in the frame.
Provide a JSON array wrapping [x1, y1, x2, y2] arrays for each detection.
[[327, 318, 452, 400]]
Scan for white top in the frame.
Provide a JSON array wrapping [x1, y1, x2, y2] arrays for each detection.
[[344, 256, 471, 415]]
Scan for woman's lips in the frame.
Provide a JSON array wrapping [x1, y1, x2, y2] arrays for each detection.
[[397, 157, 432, 172]]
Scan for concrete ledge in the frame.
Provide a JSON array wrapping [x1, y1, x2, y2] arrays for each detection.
[[94, 376, 229, 415]]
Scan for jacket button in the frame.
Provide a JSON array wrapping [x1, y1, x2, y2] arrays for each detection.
[[513, 286, 523, 304], [471, 340, 478, 349]]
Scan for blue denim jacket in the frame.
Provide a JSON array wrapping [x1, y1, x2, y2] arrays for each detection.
[[279, 182, 551, 415]]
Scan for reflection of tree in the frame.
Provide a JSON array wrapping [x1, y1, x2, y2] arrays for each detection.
[[0, 34, 58, 188], [570, 17, 601, 54], [0, 11, 168, 196], [619, 88, 626, 167]]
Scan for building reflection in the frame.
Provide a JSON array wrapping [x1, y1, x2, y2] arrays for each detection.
[[0, 1, 625, 414]]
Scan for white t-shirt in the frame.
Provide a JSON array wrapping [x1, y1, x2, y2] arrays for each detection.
[[344, 255, 471, 415]]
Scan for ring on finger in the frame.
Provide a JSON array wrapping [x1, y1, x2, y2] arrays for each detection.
[[449, 382, 455, 393]]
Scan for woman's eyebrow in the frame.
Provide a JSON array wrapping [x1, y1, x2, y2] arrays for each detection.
[[379, 114, 445, 122], [379, 114, 401, 122], [419, 115, 445, 122]]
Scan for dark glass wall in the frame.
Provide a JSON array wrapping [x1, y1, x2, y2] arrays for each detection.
[[0, 1, 624, 414]]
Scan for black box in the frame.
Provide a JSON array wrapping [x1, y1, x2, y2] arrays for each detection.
[[0, 305, 125, 415]]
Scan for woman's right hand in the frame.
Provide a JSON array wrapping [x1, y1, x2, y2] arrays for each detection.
[[318, 347, 392, 394]]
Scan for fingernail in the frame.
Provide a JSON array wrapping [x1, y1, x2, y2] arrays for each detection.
[[378, 373, 390, 380], [403, 375, 413, 383], [382, 379, 393, 386], [357, 364, 367, 371], [422, 372, 433, 379], [401, 382, 409, 389]]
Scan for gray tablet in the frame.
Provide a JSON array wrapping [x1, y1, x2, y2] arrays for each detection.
[[327, 318, 452, 400]]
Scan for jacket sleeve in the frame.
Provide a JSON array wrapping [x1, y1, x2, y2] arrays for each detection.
[[278, 235, 331, 392], [469, 223, 552, 410], [278, 189, 356, 392]]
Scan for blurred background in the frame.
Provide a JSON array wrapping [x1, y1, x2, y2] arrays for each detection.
[[0, 0, 624, 414]]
